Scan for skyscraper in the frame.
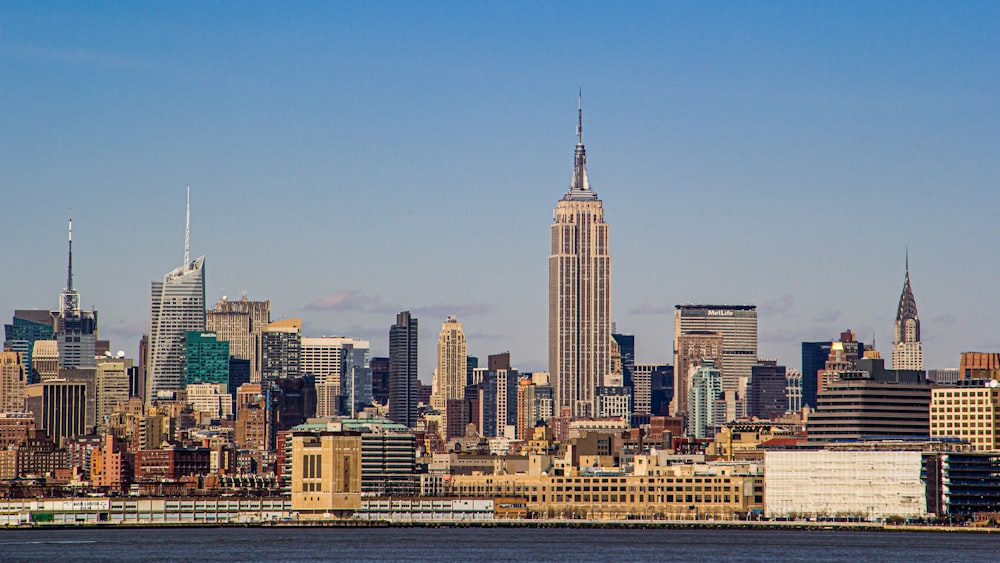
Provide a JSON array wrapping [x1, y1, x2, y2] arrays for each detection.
[[548, 95, 612, 418], [892, 253, 923, 371], [673, 305, 757, 397], [388, 311, 418, 428], [147, 189, 206, 399], [52, 219, 97, 368], [432, 315, 467, 418], [261, 318, 302, 383], [206, 295, 271, 383]]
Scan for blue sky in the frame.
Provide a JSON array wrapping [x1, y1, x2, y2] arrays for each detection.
[[2, 2, 998, 379]]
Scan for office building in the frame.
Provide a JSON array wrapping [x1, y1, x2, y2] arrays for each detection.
[[261, 318, 302, 383], [4, 310, 54, 383], [0, 352, 26, 414], [748, 360, 787, 420], [930, 380, 1000, 451], [371, 357, 390, 406], [806, 360, 931, 442], [95, 357, 131, 425], [801, 340, 832, 409], [595, 386, 631, 424], [31, 340, 60, 381], [674, 305, 757, 399], [186, 382, 233, 419], [388, 311, 418, 428], [785, 369, 803, 413], [765, 449, 928, 519], [612, 331, 635, 393], [548, 97, 612, 418], [817, 331, 863, 394], [147, 190, 206, 399], [892, 254, 923, 371], [959, 352, 1000, 381], [24, 379, 89, 446], [184, 331, 230, 387], [635, 363, 672, 416], [687, 359, 723, 439], [49, 220, 98, 369], [672, 331, 723, 419], [205, 295, 270, 383], [432, 316, 467, 419]]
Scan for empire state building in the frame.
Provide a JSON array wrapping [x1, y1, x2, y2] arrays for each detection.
[[548, 96, 611, 418]]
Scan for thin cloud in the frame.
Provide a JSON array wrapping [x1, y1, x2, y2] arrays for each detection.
[[812, 309, 841, 324], [2, 44, 171, 72], [412, 303, 491, 319], [628, 303, 674, 315], [759, 294, 795, 317], [304, 290, 384, 312], [929, 313, 957, 325], [465, 331, 504, 341]]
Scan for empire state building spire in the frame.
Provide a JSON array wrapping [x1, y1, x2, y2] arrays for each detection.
[[566, 91, 597, 200]]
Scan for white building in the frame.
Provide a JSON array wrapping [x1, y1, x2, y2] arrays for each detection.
[[147, 190, 206, 399], [186, 382, 232, 419], [764, 450, 927, 519], [301, 336, 371, 417]]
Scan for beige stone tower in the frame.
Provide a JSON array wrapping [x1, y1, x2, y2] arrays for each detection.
[[432, 316, 467, 419], [548, 95, 611, 418]]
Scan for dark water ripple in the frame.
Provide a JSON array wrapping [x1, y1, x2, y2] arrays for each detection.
[[0, 527, 996, 562]]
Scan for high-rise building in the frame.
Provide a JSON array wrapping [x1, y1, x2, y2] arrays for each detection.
[[301, 336, 371, 418], [52, 220, 97, 368], [674, 305, 757, 400], [0, 352, 26, 414], [388, 311, 418, 428], [748, 360, 787, 420], [806, 359, 930, 442], [371, 357, 390, 406], [892, 254, 923, 371], [635, 363, 673, 416], [24, 378, 89, 446], [31, 340, 60, 381], [184, 331, 230, 387], [801, 340, 833, 409], [930, 380, 1000, 451], [816, 330, 862, 394], [612, 332, 635, 393], [147, 190, 206, 399], [548, 96, 612, 419], [4, 310, 54, 383], [95, 357, 131, 426], [261, 318, 302, 383], [432, 316, 467, 419], [672, 331, 724, 419], [205, 295, 270, 383], [687, 359, 723, 439], [785, 369, 803, 414]]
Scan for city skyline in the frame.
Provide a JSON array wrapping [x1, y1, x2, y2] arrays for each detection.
[[3, 3, 1000, 378]]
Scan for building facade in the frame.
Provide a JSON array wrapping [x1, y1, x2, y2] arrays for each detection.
[[261, 319, 302, 383], [432, 316, 467, 420], [548, 98, 611, 419], [674, 305, 757, 408], [388, 311, 418, 428], [147, 193, 206, 399], [930, 381, 1000, 451], [205, 296, 270, 384], [892, 256, 923, 371]]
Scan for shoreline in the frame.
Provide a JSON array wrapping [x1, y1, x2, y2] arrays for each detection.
[[3, 519, 996, 533]]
